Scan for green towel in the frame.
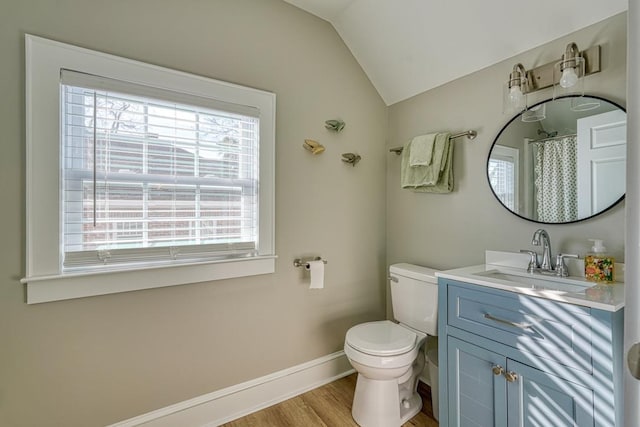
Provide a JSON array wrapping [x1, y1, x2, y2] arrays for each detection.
[[401, 132, 454, 193], [409, 133, 437, 166]]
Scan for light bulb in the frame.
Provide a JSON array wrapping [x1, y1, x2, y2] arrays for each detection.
[[509, 85, 524, 106], [560, 67, 579, 88]]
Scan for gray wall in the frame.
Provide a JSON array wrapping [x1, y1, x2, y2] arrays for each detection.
[[0, 1, 387, 426], [386, 13, 627, 313]]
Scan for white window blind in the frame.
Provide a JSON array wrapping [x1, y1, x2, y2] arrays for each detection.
[[488, 145, 519, 211], [489, 157, 515, 209], [61, 70, 260, 269]]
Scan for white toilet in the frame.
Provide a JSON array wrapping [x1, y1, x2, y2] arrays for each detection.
[[344, 263, 438, 427]]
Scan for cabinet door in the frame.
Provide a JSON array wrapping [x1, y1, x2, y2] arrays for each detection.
[[448, 336, 508, 427], [506, 360, 594, 427]]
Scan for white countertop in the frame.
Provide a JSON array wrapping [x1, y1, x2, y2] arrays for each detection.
[[436, 259, 624, 312]]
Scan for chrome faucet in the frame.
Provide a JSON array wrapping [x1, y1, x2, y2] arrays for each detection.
[[531, 229, 553, 271]]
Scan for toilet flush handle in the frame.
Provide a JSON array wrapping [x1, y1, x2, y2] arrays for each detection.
[[388, 276, 398, 283]]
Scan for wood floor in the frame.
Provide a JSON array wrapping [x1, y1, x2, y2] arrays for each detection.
[[222, 374, 439, 427]]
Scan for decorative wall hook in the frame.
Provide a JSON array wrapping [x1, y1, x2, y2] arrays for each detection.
[[325, 119, 346, 132], [303, 139, 325, 155], [341, 153, 361, 166]]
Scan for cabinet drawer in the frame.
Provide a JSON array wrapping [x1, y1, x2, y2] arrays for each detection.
[[447, 284, 593, 372]]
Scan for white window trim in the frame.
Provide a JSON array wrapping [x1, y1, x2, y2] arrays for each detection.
[[23, 35, 276, 304]]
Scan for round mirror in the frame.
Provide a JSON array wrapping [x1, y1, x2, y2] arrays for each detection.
[[487, 95, 626, 224]]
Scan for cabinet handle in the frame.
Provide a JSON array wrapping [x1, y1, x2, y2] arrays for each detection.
[[484, 313, 533, 330], [504, 371, 518, 382], [492, 365, 504, 376]]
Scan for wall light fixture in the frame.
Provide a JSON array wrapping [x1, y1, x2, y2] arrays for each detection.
[[553, 42, 600, 111], [503, 42, 601, 115], [504, 63, 528, 114]]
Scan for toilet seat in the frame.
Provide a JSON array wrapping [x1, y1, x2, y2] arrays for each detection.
[[346, 320, 416, 356], [345, 320, 423, 370]]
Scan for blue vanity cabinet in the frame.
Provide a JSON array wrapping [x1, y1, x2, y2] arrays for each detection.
[[447, 336, 507, 427], [447, 337, 595, 427], [438, 278, 624, 427]]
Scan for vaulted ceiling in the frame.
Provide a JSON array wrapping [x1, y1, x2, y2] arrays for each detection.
[[283, 0, 628, 105]]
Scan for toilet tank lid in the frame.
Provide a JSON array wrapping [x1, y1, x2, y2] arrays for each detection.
[[389, 263, 439, 283]]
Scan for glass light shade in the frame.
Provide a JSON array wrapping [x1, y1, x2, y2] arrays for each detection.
[[510, 86, 524, 104], [521, 103, 546, 122], [570, 96, 601, 112], [503, 80, 526, 114]]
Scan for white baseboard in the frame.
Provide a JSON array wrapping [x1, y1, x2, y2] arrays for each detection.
[[108, 351, 354, 427]]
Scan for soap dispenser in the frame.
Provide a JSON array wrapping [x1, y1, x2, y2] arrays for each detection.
[[584, 239, 615, 283]]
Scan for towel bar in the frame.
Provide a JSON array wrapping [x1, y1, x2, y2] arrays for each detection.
[[389, 130, 477, 155]]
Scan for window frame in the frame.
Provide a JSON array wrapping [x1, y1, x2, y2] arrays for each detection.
[[23, 35, 276, 304]]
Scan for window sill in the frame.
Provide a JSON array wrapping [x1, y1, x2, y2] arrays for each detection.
[[21, 255, 277, 304]]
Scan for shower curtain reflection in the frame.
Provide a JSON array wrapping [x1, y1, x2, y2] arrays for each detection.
[[533, 135, 578, 223]]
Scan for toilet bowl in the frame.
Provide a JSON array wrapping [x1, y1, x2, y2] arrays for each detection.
[[344, 264, 439, 427], [345, 320, 427, 426], [345, 320, 424, 376]]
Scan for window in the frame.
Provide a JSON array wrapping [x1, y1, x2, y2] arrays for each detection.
[[488, 145, 519, 211], [60, 71, 260, 268], [24, 35, 275, 303]]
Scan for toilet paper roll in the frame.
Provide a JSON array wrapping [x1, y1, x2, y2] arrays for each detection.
[[305, 260, 325, 289]]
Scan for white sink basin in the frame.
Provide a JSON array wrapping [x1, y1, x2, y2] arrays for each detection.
[[473, 269, 593, 294], [436, 251, 624, 311]]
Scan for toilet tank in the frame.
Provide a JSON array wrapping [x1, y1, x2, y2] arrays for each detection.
[[389, 263, 439, 335]]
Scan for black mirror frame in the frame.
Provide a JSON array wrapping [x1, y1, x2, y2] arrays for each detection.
[[487, 94, 626, 225]]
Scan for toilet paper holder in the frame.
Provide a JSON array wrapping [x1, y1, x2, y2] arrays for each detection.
[[293, 257, 328, 268]]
